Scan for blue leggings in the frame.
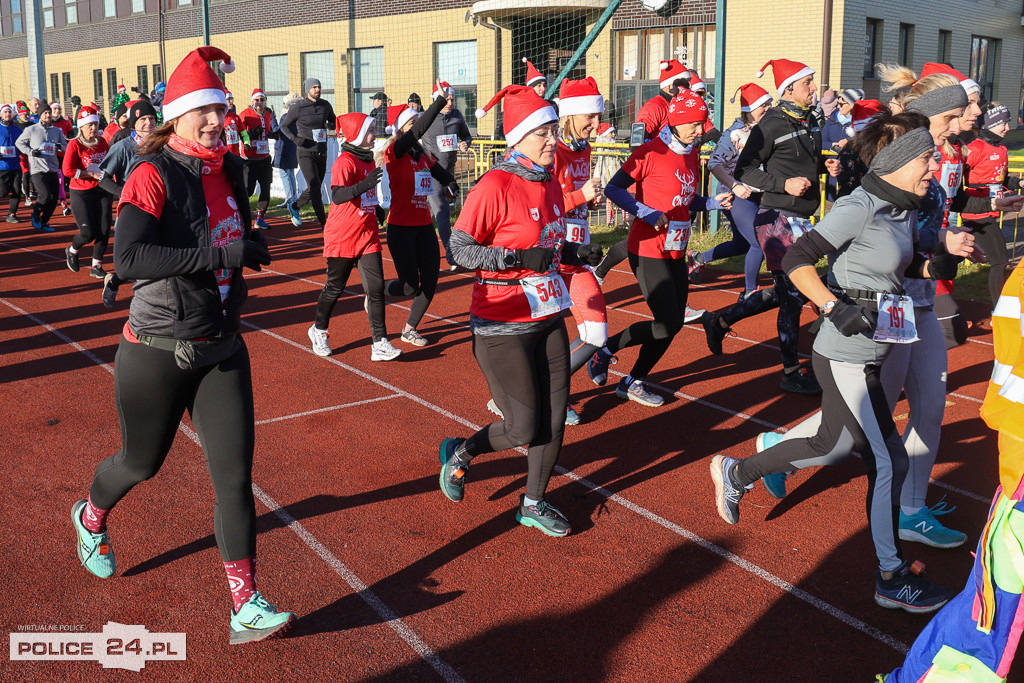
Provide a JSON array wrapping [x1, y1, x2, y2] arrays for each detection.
[[700, 195, 762, 293]]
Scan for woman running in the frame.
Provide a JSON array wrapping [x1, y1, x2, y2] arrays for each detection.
[[379, 81, 456, 347], [70, 47, 293, 644], [710, 112, 969, 614], [62, 106, 111, 279], [307, 112, 400, 361], [437, 85, 602, 537], [588, 89, 731, 407]]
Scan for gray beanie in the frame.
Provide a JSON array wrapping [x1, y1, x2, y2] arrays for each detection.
[[907, 84, 969, 118], [304, 78, 321, 93]]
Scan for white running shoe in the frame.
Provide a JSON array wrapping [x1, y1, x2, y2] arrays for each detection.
[[371, 338, 402, 361], [307, 324, 331, 357], [400, 328, 428, 346], [684, 306, 705, 324]]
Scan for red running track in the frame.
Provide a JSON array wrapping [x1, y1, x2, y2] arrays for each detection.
[[0, 212, 1007, 682]]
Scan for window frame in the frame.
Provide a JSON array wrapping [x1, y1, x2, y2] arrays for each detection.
[[106, 68, 118, 104], [969, 35, 1000, 103], [898, 23, 914, 68], [864, 18, 882, 78], [348, 46, 385, 116], [93, 69, 104, 111], [131, 0, 145, 13], [938, 30, 952, 64], [152, 64, 163, 87], [300, 50, 336, 108], [11, 0, 23, 34], [137, 65, 149, 97], [258, 53, 289, 117], [42, 0, 54, 28], [434, 40, 479, 132], [62, 72, 72, 109], [50, 74, 59, 106], [103, 0, 117, 19]]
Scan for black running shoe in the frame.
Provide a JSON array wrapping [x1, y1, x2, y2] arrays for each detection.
[[89, 264, 106, 279], [779, 367, 821, 395], [874, 560, 953, 614], [702, 312, 729, 355], [65, 246, 80, 272]]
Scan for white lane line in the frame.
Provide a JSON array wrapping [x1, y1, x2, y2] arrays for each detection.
[[0, 298, 463, 682], [255, 394, 403, 425], [968, 338, 994, 347]]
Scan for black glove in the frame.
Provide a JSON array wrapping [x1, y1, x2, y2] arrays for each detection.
[[444, 182, 459, 202], [220, 239, 271, 272], [827, 300, 876, 337], [56, 144, 63, 154], [355, 167, 383, 194], [248, 229, 267, 249], [375, 206, 386, 225], [575, 243, 604, 266], [31, 149, 42, 157], [927, 252, 961, 280], [514, 247, 556, 273]]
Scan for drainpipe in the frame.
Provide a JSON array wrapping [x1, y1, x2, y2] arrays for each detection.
[[821, 0, 833, 89]]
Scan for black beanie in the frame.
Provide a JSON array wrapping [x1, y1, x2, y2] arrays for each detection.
[[127, 99, 157, 130]]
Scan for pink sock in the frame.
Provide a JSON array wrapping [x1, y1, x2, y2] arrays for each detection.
[[224, 557, 257, 612], [82, 497, 109, 534]]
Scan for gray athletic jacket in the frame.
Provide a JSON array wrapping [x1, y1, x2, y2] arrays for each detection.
[[14, 122, 66, 175]]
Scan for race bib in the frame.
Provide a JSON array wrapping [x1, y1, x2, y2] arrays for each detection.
[[254, 139, 269, 155], [786, 215, 813, 239], [436, 134, 458, 153], [873, 294, 918, 344], [664, 220, 691, 252], [414, 170, 433, 196], [939, 161, 962, 197], [225, 128, 239, 145], [86, 162, 102, 173], [565, 219, 589, 245], [312, 128, 327, 143], [521, 272, 572, 319], [989, 183, 1004, 200], [41, 142, 55, 156], [0, 145, 14, 157], [360, 185, 378, 209]]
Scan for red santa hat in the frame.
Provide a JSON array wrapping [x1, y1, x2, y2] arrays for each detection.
[[251, 88, 266, 100], [433, 81, 454, 99], [686, 70, 706, 93], [522, 59, 546, 87], [337, 112, 375, 146], [730, 83, 772, 112], [596, 122, 616, 138], [920, 62, 980, 97], [385, 104, 418, 135], [851, 99, 887, 132], [161, 46, 234, 122], [49, 101, 61, 109], [16, 102, 28, 114], [475, 85, 557, 147], [0, 104, 12, 115], [76, 105, 99, 127], [659, 60, 689, 89], [756, 59, 815, 95], [117, 84, 126, 93], [666, 89, 709, 126], [554, 77, 604, 117]]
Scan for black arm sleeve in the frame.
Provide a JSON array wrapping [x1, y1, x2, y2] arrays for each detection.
[[331, 182, 370, 205], [903, 252, 929, 279], [429, 161, 454, 186], [98, 175, 123, 199], [782, 230, 837, 275], [394, 95, 447, 159], [950, 188, 991, 214], [114, 203, 223, 280], [700, 127, 722, 146], [1008, 175, 1022, 192]]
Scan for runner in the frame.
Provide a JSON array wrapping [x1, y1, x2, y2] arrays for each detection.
[[439, 84, 601, 536], [589, 89, 732, 407], [422, 82, 473, 270], [710, 113, 961, 613], [523, 59, 547, 97], [15, 103, 66, 233], [223, 93, 242, 157], [239, 88, 277, 229], [51, 102, 74, 217], [690, 82, 772, 300], [62, 106, 111, 279], [280, 78, 336, 228], [109, 84, 129, 121], [306, 112, 400, 362], [102, 103, 128, 144], [636, 60, 690, 139], [275, 93, 301, 210], [69, 47, 293, 645], [0, 103, 23, 223], [835, 99, 887, 198], [378, 83, 456, 347], [15, 103, 35, 207]]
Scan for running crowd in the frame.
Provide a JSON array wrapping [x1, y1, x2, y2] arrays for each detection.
[[37, 44, 1024, 680]]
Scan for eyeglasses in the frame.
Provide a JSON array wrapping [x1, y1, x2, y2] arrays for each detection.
[[253, 98, 266, 102], [530, 127, 559, 140]]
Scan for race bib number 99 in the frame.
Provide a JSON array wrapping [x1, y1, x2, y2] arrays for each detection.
[[873, 294, 918, 344], [565, 219, 589, 245], [664, 220, 691, 252], [521, 272, 572, 319]]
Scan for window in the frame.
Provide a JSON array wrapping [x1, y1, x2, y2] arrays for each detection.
[[106, 68, 118, 103], [152, 64, 163, 86], [349, 47, 384, 115], [177, 0, 192, 4], [137, 66, 149, 96], [970, 35, 999, 102], [93, 69, 104, 110], [864, 19, 881, 77], [131, 0, 145, 12], [104, 0, 116, 18], [898, 24, 914, 67], [50, 74, 59, 105], [11, 0, 23, 34], [258, 54, 288, 116], [42, 0, 54, 28], [301, 51, 335, 107], [938, 30, 952, 64], [62, 73, 72, 108], [66, 2, 78, 24], [435, 41, 477, 130]]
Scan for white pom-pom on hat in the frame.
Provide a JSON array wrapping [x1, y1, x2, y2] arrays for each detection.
[[475, 108, 487, 119], [755, 70, 764, 78], [220, 60, 235, 73], [661, 61, 670, 71]]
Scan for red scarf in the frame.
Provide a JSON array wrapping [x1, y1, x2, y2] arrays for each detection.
[[167, 133, 227, 175]]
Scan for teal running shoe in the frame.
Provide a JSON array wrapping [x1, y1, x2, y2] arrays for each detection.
[[71, 499, 116, 579], [229, 591, 296, 645], [898, 499, 967, 549], [756, 432, 789, 499], [439, 438, 468, 503], [515, 496, 571, 537]]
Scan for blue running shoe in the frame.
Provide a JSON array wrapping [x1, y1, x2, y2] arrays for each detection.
[[565, 403, 581, 426], [615, 378, 663, 407], [71, 499, 116, 578], [898, 500, 967, 549], [874, 560, 953, 614], [229, 591, 296, 645], [439, 438, 468, 503], [287, 203, 302, 227], [255, 215, 271, 230], [515, 496, 571, 537], [587, 349, 616, 386], [756, 432, 789, 499], [710, 455, 746, 524]]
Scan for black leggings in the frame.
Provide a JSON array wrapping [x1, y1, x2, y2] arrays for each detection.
[[245, 156, 274, 213], [464, 322, 570, 501], [31, 172, 59, 226], [0, 168, 21, 215], [315, 252, 387, 341], [594, 238, 629, 280], [295, 151, 328, 226], [964, 217, 1009, 305], [70, 187, 114, 262], [88, 336, 257, 561], [606, 253, 688, 381], [717, 271, 805, 370], [386, 223, 440, 330], [22, 169, 32, 199]]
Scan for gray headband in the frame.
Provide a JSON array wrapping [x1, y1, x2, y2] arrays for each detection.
[[870, 127, 935, 175], [906, 84, 968, 118]]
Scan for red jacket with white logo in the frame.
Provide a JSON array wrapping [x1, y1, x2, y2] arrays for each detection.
[[383, 143, 435, 226], [238, 107, 273, 160], [963, 134, 1009, 220], [61, 137, 109, 191], [223, 111, 243, 156]]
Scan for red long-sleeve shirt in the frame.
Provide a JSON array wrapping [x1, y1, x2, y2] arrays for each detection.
[[61, 137, 109, 191]]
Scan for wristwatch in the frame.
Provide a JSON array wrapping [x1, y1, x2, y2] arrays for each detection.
[[503, 249, 518, 268], [819, 300, 837, 315]]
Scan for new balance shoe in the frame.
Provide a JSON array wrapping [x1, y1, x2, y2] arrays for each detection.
[[71, 499, 115, 578], [684, 305, 705, 324], [565, 403, 581, 426], [287, 202, 302, 227], [898, 500, 967, 549], [102, 273, 118, 309], [370, 338, 401, 361], [615, 378, 664, 407], [400, 328, 428, 346], [587, 349, 616, 386], [228, 591, 296, 645], [515, 496, 571, 537], [254, 211, 270, 229], [874, 560, 953, 614], [307, 324, 331, 357], [65, 246, 80, 272], [701, 312, 729, 355], [486, 398, 503, 419], [5, 213, 17, 223], [710, 455, 746, 525], [756, 432, 789, 499], [687, 250, 705, 285], [89, 265, 106, 279], [780, 366, 821, 395], [439, 438, 469, 502]]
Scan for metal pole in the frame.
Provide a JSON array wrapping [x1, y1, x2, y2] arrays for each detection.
[[545, 0, 623, 100], [159, 0, 167, 81], [200, 0, 211, 47], [821, 0, 833, 89], [25, 0, 46, 100], [710, 0, 726, 235]]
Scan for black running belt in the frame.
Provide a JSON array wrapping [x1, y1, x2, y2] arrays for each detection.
[[477, 277, 523, 286]]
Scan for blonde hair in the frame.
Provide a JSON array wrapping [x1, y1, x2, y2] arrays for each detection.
[[877, 65, 962, 153], [559, 114, 594, 142]]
